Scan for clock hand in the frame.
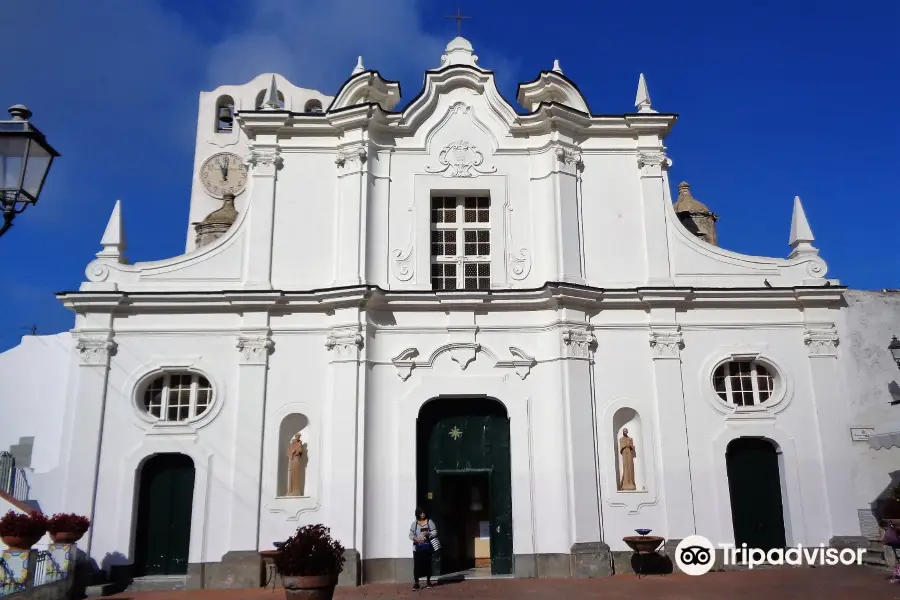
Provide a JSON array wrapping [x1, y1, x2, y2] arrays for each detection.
[[219, 161, 228, 182]]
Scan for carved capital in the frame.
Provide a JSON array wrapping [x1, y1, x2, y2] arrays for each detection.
[[649, 328, 684, 359], [325, 329, 364, 358], [554, 146, 583, 176], [335, 146, 367, 172], [76, 334, 116, 366], [804, 325, 839, 357], [425, 140, 497, 178], [236, 335, 273, 364], [561, 328, 596, 359], [637, 150, 671, 175], [247, 147, 282, 174]]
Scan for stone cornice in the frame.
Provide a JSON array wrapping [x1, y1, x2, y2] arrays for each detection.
[[56, 283, 847, 314]]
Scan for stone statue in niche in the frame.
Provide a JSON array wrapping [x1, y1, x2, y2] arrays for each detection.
[[618, 428, 637, 491], [287, 432, 307, 497]]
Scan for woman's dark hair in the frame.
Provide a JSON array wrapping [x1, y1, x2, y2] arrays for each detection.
[[415, 506, 426, 519]]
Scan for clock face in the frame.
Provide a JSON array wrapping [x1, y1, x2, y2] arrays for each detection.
[[199, 152, 248, 198]]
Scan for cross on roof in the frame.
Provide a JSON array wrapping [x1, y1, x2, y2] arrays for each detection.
[[445, 7, 471, 37]]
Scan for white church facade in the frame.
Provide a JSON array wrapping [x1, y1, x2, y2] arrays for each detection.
[[0, 36, 880, 587]]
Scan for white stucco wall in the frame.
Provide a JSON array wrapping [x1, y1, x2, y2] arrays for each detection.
[[838, 290, 900, 525], [0, 332, 72, 515]]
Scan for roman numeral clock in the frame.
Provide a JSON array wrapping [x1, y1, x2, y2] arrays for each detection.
[[199, 152, 249, 198]]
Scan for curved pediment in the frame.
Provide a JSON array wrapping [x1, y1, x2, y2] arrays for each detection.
[[80, 191, 249, 292], [329, 70, 401, 112], [387, 65, 519, 135], [517, 70, 590, 114], [664, 178, 833, 286]]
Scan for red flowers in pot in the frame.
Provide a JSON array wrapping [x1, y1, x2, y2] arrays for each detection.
[[0, 510, 48, 551], [273, 525, 345, 600], [47, 513, 91, 544]]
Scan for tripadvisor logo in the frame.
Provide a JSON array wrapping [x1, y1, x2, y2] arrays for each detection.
[[674, 535, 865, 575]]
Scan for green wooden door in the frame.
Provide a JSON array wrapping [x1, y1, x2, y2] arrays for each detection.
[[726, 438, 786, 551], [488, 419, 513, 575], [417, 398, 513, 576], [133, 454, 195, 576]]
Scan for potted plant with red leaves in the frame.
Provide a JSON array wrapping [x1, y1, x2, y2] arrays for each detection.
[[47, 513, 91, 544], [0, 510, 47, 551], [273, 524, 345, 600]]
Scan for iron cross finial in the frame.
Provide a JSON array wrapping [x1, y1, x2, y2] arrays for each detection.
[[445, 7, 471, 37]]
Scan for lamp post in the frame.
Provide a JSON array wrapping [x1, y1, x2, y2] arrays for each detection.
[[890, 336, 900, 370], [0, 105, 60, 238]]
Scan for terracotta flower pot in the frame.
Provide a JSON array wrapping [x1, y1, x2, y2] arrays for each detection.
[[282, 574, 338, 600], [49, 531, 84, 544], [1, 535, 41, 551]]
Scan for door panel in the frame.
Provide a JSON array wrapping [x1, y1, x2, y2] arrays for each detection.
[[726, 438, 786, 551], [133, 454, 195, 576], [489, 419, 513, 575]]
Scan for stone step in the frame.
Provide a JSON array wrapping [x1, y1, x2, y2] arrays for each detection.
[[85, 582, 124, 597], [126, 575, 187, 592]]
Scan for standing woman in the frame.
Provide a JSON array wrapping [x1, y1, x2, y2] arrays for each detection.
[[409, 506, 437, 590]]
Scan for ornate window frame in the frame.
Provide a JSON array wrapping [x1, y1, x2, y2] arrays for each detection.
[[127, 358, 225, 433], [701, 347, 793, 420]]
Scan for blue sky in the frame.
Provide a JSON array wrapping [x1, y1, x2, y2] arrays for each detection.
[[0, 0, 897, 351]]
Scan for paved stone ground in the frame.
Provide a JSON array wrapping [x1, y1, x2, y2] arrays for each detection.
[[108, 567, 900, 600]]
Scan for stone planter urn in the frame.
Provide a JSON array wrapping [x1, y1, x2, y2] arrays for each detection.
[[49, 531, 84, 544], [1, 535, 41, 551], [623, 535, 665, 554], [282, 574, 338, 600]]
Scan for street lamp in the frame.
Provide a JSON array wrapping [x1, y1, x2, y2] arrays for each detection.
[[0, 105, 60, 238], [890, 336, 900, 370]]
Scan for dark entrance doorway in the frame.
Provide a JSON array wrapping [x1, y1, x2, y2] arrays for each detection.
[[726, 438, 787, 551], [417, 397, 513, 576], [133, 453, 195, 576]]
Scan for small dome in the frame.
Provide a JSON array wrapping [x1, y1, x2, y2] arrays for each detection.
[[440, 36, 480, 68], [200, 194, 238, 226], [445, 36, 473, 52], [673, 182, 712, 214]]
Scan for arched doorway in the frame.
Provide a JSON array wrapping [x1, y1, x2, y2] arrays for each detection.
[[725, 438, 787, 551], [133, 453, 196, 576], [416, 397, 513, 576]]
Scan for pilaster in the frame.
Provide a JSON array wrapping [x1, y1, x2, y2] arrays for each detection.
[[242, 141, 283, 289], [551, 143, 585, 285], [333, 140, 370, 287], [323, 316, 365, 586], [227, 324, 273, 554], [61, 330, 116, 556], [558, 319, 602, 544], [803, 321, 861, 537], [365, 147, 391, 285], [647, 323, 696, 539], [636, 146, 673, 285]]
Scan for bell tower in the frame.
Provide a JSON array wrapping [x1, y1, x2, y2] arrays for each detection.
[[673, 181, 719, 246]]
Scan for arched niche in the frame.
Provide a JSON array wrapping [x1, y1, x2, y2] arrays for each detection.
[[214, 95, 235, 133], [612, 407, 646, 492], [277, 413, 309, 497], [255, 89, 285, 109], [303, 98, 324, 113]]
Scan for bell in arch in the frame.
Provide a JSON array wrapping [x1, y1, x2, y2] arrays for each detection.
[[217, 105, 234, 126]]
